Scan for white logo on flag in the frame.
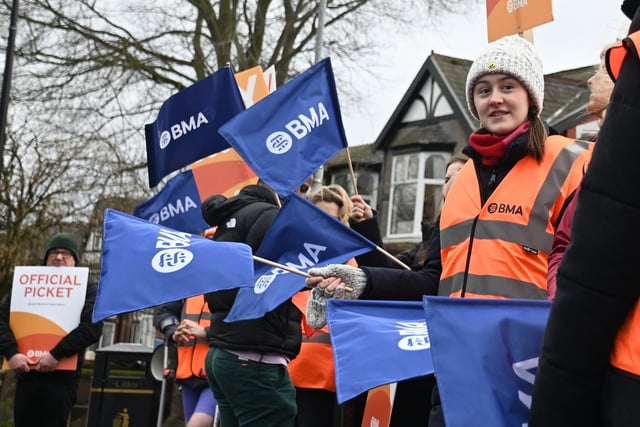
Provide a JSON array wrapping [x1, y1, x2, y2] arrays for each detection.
[[396, 321, 431, 351], [153, 229, 194, 273], [263, 102, 330, 155], [152, 249, 194, 273], [265, 131, 293, 154], [159, 112, 209, 149]]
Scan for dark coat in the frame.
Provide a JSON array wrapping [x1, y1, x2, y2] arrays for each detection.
[[203, 184, 302, 359], [529, 10, 640, 427]]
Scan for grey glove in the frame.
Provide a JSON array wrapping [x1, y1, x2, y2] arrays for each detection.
[[308, 264, 368, 299], [306, 287, 329, 329], [305, 264, 368, 329]]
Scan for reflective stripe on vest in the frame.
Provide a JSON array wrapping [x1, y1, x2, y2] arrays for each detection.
[[176, 295, 211, 379], [611, 301, 640, 376], [439, 136, 590, 299]]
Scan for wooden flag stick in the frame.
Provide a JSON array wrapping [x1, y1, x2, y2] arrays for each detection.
[[252, 255, 353, 292], [345, 146, 359, 196], [253, 255, 311, 278], [375, 246, 412, 271]]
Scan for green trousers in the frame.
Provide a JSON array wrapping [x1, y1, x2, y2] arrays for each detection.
[[205, 346, 297, 427]]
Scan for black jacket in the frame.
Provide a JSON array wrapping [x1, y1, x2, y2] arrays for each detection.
[[529, 9, 640, 426], [203, 185, 302, 359]]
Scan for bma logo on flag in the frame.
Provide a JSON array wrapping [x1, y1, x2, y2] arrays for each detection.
[[148, 196, 198, 224], [513, 357, 538, 411], [252, 242, 328, 294], [264, 102, 330, 155], [159, 112, 210, 149], [396, 321, 430, 351], [151, 229, 194, 273]]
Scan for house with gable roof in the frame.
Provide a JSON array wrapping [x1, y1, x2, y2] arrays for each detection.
[[324, 52, 598, 251]]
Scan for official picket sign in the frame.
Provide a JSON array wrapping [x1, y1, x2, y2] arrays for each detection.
[[7, 266, 89, 370]]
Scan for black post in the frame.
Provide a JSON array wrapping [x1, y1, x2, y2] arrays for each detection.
[[0, 0, 20, 173]]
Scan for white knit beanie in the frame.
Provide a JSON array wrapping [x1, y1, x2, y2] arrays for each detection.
[[465, 35, 544, 120]]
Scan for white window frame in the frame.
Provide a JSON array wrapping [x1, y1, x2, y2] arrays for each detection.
[[330, 170, 379, 210], [386, 152, 448, 241]]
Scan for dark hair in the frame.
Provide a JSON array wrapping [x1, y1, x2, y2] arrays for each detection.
[[527, 109, 547, 162]]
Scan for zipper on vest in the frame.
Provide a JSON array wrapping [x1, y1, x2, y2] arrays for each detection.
[[488, 168, 497, 189]]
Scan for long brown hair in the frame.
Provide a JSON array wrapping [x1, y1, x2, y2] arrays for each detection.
[[527, 108, 547, 162]]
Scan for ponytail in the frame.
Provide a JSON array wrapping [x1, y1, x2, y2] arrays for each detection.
[[527, 109, 547, 162]]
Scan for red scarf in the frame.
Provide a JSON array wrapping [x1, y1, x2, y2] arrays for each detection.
[[469, 122, 531, 166]]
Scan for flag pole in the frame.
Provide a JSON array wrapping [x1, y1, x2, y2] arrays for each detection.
[[0, 0, 20, 173], [253, 255, 311, 278], [374, 246, 412, 270], [344, 146, 359, 196], [310, 0, 328, 193], [252, 255, 353, 292], [314, 0, 327, 63]]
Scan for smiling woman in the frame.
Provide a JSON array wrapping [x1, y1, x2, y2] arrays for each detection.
[[304, 33, 593, 427]]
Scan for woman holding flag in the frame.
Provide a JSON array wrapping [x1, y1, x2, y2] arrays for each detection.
[[305, 34, 591, 426], [292, 184, 394, 427]]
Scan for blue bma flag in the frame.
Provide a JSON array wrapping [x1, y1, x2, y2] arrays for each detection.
[[224, 193, 376, 322], [423, 296, 551, 427], [133, 170, 208, 234], [327, 299, 434, 404], [93, 209, 255, 322], [219, 58, 348, 197], [145, 66, 245, 188]]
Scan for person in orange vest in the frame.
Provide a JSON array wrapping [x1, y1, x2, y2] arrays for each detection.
[[156, 295, 216, 427], [289, 184, 357, 427], [292, 184, 390, 427], [305, 34, 591, 427], [530, 2, 640, 426]]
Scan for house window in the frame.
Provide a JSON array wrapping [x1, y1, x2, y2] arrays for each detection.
[[330, 170, 379, 210], [388, 152, 448, 238]]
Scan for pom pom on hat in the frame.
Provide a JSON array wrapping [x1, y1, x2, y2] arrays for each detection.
[[44, 233, 79, 264], [465, 35, 544, 120]]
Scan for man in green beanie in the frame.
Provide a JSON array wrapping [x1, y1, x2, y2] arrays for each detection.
[[43, 232, 79, 265], [0, 233, 103, 427]]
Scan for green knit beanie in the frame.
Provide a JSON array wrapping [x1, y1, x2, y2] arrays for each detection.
[[44, 233, 79, 264]]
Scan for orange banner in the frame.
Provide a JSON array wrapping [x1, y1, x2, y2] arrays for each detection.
[[486, 0, 553, 42], [360, 383, 397, 427], [235, 66, 269, 108], [191, 149, 257, 200]]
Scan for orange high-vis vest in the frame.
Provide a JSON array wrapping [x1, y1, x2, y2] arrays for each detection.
[[606, 30, 640, 81], [287, 258, 358, 391], [439, 136, 590, 299], [610, 301, 640, 376], [176, 295, 211, 379], [288, 291, 335, 391]]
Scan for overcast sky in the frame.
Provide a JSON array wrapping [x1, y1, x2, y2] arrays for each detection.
[[341, 0, 629, 146]]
